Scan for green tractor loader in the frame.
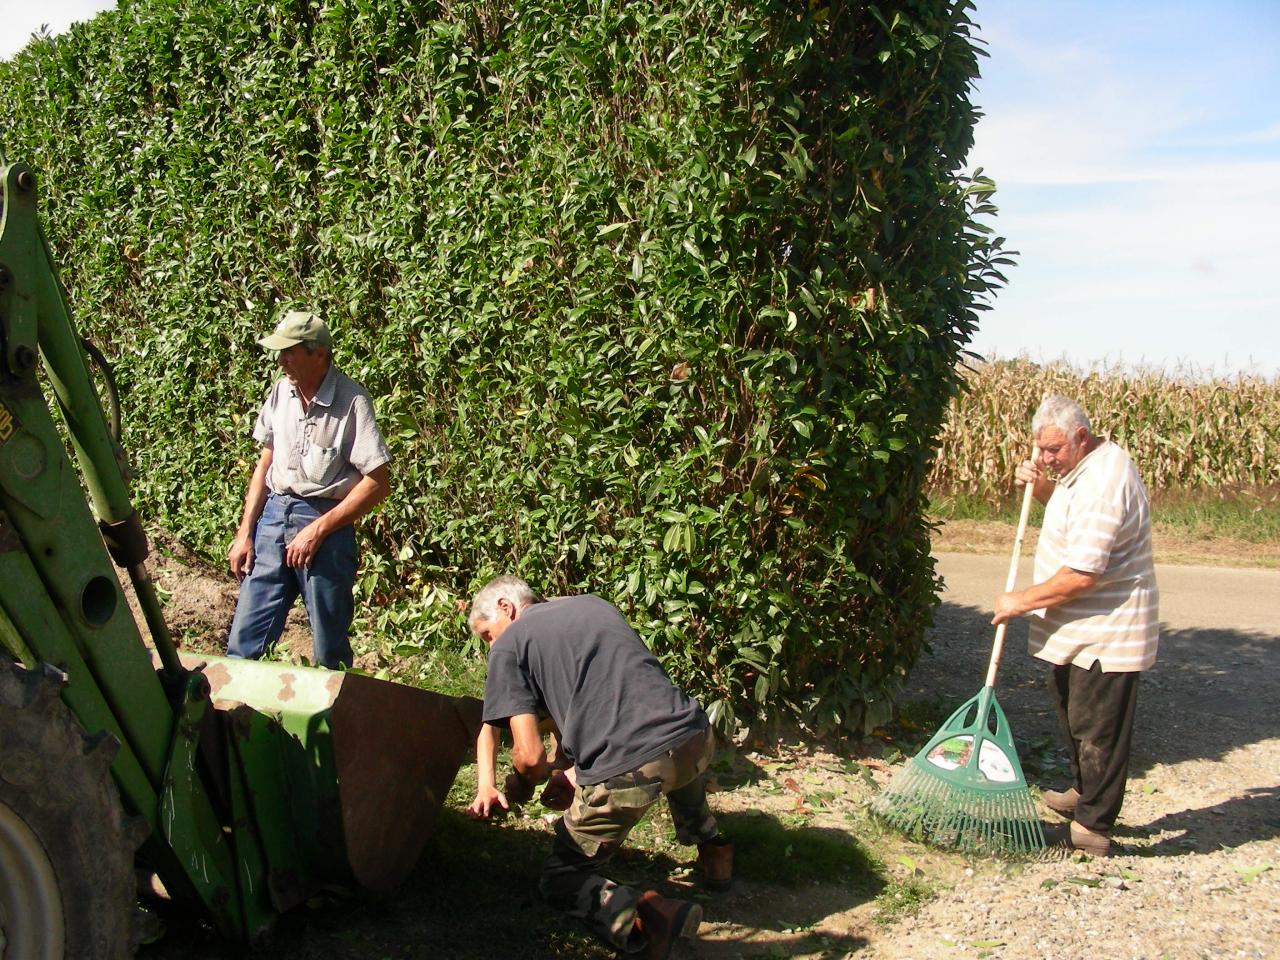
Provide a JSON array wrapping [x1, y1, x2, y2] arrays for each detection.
[[0, 158, 482, 958]]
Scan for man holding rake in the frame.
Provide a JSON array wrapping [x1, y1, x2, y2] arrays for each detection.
[[992, 395, 1160, 857]]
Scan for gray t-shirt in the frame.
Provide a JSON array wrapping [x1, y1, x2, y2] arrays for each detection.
[[252, 364, 391, 500], [482, 595, 707, 785]]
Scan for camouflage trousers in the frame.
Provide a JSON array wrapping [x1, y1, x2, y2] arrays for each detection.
[[539, 725, 719, 952]]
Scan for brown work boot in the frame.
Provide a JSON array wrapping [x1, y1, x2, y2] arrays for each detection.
[[697, 837, 734, 891], [1042, 786, 1080, 818], [1068, 821, 1111, 857], [636, 890, 702, 960]]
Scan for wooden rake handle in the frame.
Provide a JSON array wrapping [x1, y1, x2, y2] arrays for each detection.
[[984, 475, 1037, 689]]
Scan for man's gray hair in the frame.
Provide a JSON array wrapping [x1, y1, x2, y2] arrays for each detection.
[[469, 574, 538, 632], [1032, 394, 1091, 437], [300, 340, 330, 357]]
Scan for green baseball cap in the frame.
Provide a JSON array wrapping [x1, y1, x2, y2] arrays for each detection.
[[257, 310, 332, 350]]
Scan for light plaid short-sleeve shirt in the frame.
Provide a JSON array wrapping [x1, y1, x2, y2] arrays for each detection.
[[252, 364, 391, 500], [1028, 440, 1159, 672]]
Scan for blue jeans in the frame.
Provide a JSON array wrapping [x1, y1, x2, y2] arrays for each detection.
[[226, 493, 357, 669]]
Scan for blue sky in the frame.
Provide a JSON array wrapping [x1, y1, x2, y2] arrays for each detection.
[[4, 0, 1278, 375], [967, 1, 1280, 375]]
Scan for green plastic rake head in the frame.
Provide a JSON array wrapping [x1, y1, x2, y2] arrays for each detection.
[[872, 481, 1045, 857], [872, 686, 1045, 856]]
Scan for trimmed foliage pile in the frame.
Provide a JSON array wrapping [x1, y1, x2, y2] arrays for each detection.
[[1, 0, 1004, 735]]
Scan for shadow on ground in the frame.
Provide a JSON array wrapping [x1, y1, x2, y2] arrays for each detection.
[[1129, 786, 1280, 856], [140, 798, 886, 959], [140, 811, 610, 959], [910, 601, 1280, 775], [691, 808, 880, 959]]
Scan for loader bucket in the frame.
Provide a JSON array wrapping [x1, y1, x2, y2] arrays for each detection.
[[174, 653, 481, 908]]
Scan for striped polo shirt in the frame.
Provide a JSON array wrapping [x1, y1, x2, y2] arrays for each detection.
[[1028, 440, 1160, 672]]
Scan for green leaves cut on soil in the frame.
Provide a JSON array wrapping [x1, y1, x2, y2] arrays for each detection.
[[0, 0, 1005, 736]]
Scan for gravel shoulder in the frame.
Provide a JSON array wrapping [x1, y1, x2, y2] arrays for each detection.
[[871, 552, 1280, 960], [697, 552, 1280, 960], [130, 531, 1280, 959]]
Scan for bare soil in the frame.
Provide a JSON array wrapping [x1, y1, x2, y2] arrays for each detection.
[[132, 529, 1280, 960], [935, 517, 1280, 569]]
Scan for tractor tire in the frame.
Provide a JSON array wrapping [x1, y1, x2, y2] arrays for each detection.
[[0, 663, 142, 960]]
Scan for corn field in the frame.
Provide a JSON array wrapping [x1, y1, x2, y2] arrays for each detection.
[[928, 360, 1280, 499]]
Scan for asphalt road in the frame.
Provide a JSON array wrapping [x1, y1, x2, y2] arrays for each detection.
[[933, 552, 1279, 635], [914, 551, 1280, 763]]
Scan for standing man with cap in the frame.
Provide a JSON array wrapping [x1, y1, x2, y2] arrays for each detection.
[[226, 310, 391, 669]]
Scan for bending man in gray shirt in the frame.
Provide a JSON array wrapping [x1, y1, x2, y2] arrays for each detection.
[[467, 576, 733, 960], [226, 310, 391, 669]]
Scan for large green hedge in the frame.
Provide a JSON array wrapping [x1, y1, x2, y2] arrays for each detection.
[[1, 0, 1006, 735]]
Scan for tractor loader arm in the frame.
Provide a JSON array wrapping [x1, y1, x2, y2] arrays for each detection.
[[0, 156, 481, 956]]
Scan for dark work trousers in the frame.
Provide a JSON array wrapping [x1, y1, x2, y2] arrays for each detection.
[[1049, 661, 1141, 832]]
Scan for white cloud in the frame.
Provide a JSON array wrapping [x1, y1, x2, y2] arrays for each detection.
[[968, 164, 1280, 371], [0, 0, 117, 61]]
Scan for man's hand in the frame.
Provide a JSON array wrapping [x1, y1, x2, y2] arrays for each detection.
[[228, 533, 255, 581], [503, 771, 536, 807], [285, 519, 328, 568], [1017, 453, 1056, 506], [991, 590, 1024, 626], [540, 769, 576, 811], [466, 785, 510, 819]]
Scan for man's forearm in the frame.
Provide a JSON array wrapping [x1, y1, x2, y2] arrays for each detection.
[[508, 713, 550, 786], [476, 724, 501, 791], [312, 464, 391, 537], [237, 451, 273, 535], [543, 724, 573, 772], [1003, 566, 1098, 618]]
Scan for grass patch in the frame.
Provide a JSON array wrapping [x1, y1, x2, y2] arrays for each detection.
[[719, 809, 881, 893], [1148, 485, 1280, 543], [361, 642, 488, 700], [405, 809, 615, 959], [929, 491, 1030, 525], [872, 875, 934, 926], [930, 484, 1280, 544]]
